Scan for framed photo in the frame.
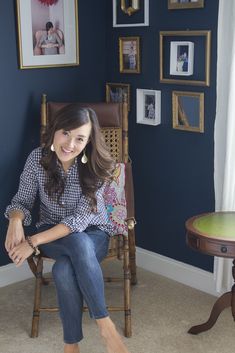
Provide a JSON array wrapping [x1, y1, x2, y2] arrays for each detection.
[[136, 89, 161, 126], [119, 37, 140, 74], [16, 0, 79, 69], [172, 91, 204, 133], [168, 0, 204, 10], [106, 83, 131, 111], [113, 0, 149, 27], [170, 41, 194, 76], [160, 30, 211, 86]]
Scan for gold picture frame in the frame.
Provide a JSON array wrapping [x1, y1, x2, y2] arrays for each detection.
[[119, 36, 140, 74], [172, 91, 204, 133], [106, 83, 131, 111], [168, 0, 204, 10], [16, 0, 79, 69], [160, 30, 211, 86]]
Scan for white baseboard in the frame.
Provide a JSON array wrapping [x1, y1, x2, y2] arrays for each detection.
[[0, 248, 218, 297], [0, 261, 53, 288], [136, 247, 218, 297]]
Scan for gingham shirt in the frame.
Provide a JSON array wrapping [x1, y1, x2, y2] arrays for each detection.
[[5, 147, 114, 235]]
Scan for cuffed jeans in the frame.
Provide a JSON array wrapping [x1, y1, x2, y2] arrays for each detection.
[[38, 225, 110, 344]]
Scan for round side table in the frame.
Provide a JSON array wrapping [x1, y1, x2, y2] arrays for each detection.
[[186, 211, 235, 335]]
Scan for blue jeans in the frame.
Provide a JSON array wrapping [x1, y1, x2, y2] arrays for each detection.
[[38, 225, 110, 344]]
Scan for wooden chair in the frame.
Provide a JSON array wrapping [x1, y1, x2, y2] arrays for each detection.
[[27, 94, 137, 338]]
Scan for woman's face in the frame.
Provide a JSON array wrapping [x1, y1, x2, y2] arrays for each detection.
[[52, 121, 92, 171], [48, 27, 53, 35]]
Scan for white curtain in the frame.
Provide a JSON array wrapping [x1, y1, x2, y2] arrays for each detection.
[[214, 0, 235, 293]]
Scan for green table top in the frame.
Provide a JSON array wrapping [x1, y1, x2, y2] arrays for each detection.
[[192, 212, 235, 241]]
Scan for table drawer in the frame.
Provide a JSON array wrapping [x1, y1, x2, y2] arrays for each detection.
[[187, 233, 235, 258]]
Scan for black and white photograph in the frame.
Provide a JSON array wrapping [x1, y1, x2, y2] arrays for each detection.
[[136, 89, 161, 126], [170, 41, 194, 76]]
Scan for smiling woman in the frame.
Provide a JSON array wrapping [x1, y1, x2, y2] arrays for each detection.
[[4, 104, 131, 353]]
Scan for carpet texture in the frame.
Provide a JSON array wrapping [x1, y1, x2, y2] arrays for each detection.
[[0, 260, 234, 353]]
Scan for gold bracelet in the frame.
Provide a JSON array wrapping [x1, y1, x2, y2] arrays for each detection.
[[26, 236, 40, 256]]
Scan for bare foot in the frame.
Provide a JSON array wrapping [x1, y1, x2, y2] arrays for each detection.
[[97, 317, 130, 353], [64, 343, 80, 353]]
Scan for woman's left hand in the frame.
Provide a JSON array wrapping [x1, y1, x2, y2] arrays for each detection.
[[8, 241, 34, 267]]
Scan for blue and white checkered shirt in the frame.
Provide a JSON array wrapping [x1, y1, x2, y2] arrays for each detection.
[[5, 147, 114, 235]]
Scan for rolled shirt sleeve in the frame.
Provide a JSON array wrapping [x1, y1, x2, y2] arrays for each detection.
[[60, 183, 107, 233], [5, 150, 39, 225]]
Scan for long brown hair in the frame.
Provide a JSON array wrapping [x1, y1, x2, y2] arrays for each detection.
[[40, 104, 115, 209]]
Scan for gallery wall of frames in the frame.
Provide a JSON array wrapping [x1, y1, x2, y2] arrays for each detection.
[[106, 0, 219, 271]]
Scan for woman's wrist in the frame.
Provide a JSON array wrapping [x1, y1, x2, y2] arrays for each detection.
[[26, 236, 40, 255], [9, 210, 25, 223], [30, 234, 39, 247]]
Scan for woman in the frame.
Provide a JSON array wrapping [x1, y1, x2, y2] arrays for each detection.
[[5, 105, 130, 353], [39, 21, 62, 55]]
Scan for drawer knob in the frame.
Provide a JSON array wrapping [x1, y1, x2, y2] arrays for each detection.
[[221, 246, 228, 253]]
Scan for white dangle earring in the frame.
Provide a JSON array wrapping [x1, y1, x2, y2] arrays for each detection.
[[50, 144, 55, 152], [81, 149, 88, 164]]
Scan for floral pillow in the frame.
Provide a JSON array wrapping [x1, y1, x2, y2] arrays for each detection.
[[104, 163, 128, 236]]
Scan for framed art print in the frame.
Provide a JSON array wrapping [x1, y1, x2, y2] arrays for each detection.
[[136, 89, 161, 126], [119, 36, 140, 73], [168, 0, 204, 10], [16, 0, 79, 69], [160, 30, 211, 86], [106, 83, 130, 111]]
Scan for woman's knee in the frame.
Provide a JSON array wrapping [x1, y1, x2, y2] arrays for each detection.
[[52, 256, 74, 287], [67, 233, 95, 259]]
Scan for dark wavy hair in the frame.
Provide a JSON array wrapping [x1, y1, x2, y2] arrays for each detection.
[[40, 104, 115, 210]]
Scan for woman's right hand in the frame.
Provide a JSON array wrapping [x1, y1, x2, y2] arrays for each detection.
[[5, 218, 25, 253]]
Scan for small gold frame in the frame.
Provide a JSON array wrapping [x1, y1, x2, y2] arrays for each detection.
[[168, 0, 204, 10], [172, 91, 204, 133], [119, 36, 140, 74], [106, 83, 131, 111], [160, 30, 211, 86], [121, 0, 140, 16]]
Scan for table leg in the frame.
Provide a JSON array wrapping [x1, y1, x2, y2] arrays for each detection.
[[231, 259, 235, 319], [188, 291, 232, 334]]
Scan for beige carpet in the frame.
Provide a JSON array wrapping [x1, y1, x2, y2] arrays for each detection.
[[0, 260, 234, 353]]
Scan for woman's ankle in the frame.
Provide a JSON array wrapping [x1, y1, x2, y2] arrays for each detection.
[[64, 343, 80, 353], [96, 316, 115, 336], [96, 317, 130, 353]]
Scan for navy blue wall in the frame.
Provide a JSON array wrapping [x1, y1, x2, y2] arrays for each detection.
[[106, 0, 219, 271], [0, 1, 219, 272], [0, 1, 107, 266]]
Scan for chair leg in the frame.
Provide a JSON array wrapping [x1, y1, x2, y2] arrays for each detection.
[[123, 236, 131, 337], [31, 257, 43, 338], [128, 229, 137, 285]]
